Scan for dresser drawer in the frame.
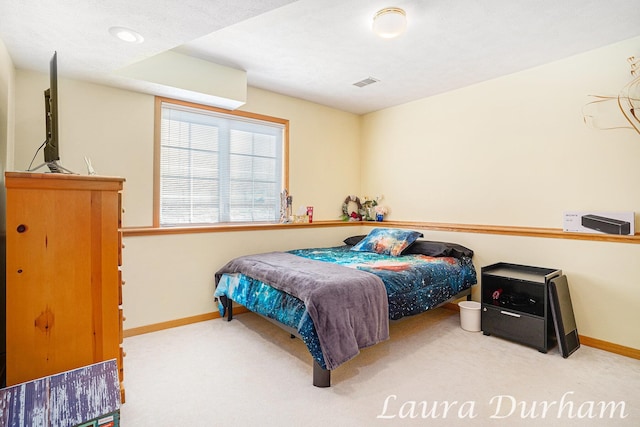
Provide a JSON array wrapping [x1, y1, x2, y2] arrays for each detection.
[[482, 305, 546, 351]]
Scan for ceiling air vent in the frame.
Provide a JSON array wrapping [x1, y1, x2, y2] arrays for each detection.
[[353, 77, 379, 87]]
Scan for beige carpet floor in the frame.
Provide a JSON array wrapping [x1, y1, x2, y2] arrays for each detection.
[[120, 308, 640, 426]]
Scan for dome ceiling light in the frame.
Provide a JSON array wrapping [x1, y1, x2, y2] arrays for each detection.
[[372, 7, 407, 39]]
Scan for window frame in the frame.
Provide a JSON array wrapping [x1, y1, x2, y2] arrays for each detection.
[[153, 97, 289, 228]]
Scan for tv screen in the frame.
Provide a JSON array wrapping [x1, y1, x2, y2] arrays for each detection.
[[43, 51, 60, 171], [27, 51, 72, 173]]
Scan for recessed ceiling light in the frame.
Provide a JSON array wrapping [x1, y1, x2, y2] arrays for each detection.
[[109, 26, 144, 44]]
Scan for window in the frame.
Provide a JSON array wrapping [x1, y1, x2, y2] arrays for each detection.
[[155, 98, 288, 226]]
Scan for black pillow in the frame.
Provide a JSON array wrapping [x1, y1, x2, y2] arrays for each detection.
[[343, 235, 367, 246], [402, 240, 474, 258]]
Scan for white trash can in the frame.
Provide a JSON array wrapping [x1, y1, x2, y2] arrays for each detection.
[[458, 301, 481, 332]]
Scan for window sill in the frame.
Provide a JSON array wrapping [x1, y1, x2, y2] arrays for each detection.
[[122, 220, 358, 237]]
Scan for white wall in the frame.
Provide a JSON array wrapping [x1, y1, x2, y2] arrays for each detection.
[[361, 37, 640, 349]]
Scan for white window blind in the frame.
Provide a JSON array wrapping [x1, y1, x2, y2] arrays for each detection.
[[159, 101, 285, 225]]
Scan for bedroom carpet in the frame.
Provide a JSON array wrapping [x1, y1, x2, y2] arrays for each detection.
[[120, 308, 640, 426]]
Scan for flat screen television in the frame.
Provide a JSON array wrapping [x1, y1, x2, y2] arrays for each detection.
[[29, 51, 72, 173], [44, 51, 59, 169]]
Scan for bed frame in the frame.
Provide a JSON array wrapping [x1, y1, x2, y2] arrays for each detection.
[[219, 287, 472, 387]]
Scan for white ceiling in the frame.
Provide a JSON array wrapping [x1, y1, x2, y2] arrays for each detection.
[[2, 0, 640, 115]]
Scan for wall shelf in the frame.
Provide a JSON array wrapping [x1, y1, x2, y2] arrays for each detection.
[[123, 219, 640, 244]]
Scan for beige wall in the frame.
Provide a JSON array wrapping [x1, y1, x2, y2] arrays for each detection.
[[0, 39, 14, 172], [6, 35, 640, 351], [0, 36, 15, 355], [11, 72, 362, 328], [15, 71, 155, 226], [13, 76, 361, 226], [361, 37, 640, 226], [239, 87, 362, 221], [122, 227, 357, 327], [361, 36, 640, 349]]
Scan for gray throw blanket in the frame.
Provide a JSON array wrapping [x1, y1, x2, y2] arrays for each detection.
[[215, 252, 389, 370]]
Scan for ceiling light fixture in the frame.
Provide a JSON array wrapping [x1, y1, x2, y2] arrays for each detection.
[[372, 7, 407, 39], [109, 26, 144, 44]]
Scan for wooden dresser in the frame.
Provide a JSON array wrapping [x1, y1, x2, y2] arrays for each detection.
[[5, 172, 126, 401]]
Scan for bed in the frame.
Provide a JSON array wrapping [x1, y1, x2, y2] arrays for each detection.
[[214, 228, 477, 387]]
